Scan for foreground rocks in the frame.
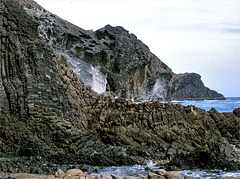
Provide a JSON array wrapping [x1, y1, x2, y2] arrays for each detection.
[[53, 169, 184, 179], [0, 0, 239, 175], [1, 168, 240, 179], [87, 101, 240, 170]]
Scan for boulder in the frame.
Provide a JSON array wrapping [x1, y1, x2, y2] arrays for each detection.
[[164, 171, 183, 179], [125, 177, 142, 179], [151, 169, 166, 175], [148, 172, 165, 179], [101, 175, 112, 179], [137, 174, 148, 179], [233, 107, 240, 117], [65, 169, 83, 176], [55, 169, 65, 178]]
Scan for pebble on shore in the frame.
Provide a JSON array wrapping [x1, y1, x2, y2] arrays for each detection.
[[1, 169, 240, 179]]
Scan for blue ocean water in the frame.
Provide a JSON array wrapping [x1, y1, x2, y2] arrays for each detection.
[[171, 97, 240, 113]]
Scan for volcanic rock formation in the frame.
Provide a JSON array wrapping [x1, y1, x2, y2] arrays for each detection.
[[0, 0, 239, 175], [22, 0, 224, 101]]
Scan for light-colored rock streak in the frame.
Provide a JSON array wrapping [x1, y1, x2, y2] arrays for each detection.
[[63, 54, 107, 94]]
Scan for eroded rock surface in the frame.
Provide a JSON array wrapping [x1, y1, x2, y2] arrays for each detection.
[[0, 0, 136, 167], [22, 0, 224, 101], [0, 0, 239, 175]]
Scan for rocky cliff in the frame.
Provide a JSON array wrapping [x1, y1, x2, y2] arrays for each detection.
[[0, 0, 136, 166], [21, 0, 225, 101], [0, 0, 239, 175]]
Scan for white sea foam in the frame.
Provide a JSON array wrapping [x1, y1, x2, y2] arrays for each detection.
[[94, 165, 240, 178], [171, 100, 181, 103], [146, 160, 156, 167], [231, 144, 240, 154], [179, 170, 240, 179]]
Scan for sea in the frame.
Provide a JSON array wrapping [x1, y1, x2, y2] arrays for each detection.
[[94, 97, 240, 178], [94, 162, 240, 178], [171, 97, 240, 113]]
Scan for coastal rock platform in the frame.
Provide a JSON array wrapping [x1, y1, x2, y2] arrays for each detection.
[[1, 168, 240, 179], [0, 0, 239, 176]]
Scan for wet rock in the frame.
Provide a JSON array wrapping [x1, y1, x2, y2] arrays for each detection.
[[166, 147, 239, 171], [80, 164, 96, 174]]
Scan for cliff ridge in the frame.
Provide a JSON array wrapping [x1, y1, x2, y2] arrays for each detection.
[[22, 1, 225, 101]]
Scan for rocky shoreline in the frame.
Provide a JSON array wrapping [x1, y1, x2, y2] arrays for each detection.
[[1, 168, 239, 179], [0, 0, 239, 177]]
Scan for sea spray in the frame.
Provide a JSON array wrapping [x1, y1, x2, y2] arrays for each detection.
[[92, 164, 159, 178], [94, 165, 240, 178], [179, 169, 240, 178]]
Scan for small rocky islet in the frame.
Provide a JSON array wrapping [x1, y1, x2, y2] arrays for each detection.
[[0, 0, 239, 178]]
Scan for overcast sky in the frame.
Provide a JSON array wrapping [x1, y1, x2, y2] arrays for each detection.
[[35, 0, 240, 97]]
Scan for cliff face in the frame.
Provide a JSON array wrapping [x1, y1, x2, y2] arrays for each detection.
[[21, 1, 225, 101], [0, 0, 88, 127], [0, 0, 136, 166], [168, 73, 225, 100], [0, 0, 238, 173]]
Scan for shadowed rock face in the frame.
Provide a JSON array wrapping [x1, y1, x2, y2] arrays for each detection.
[[0, 0, 137, 166], [168, 73, 225, 100], [21, 0, 225, 101], [0, 0, 238, 174]]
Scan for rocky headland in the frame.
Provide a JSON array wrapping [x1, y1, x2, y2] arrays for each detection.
[[21, 0, 225, 101], [0, 0, 239, 177]]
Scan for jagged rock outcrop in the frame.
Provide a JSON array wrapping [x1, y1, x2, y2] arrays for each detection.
[[0, 0, 136, 166], [168, 73, 225, 100], [21, 0, 225, 101], [0, 0, 239, 175], [86, 99, 240, 170]]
